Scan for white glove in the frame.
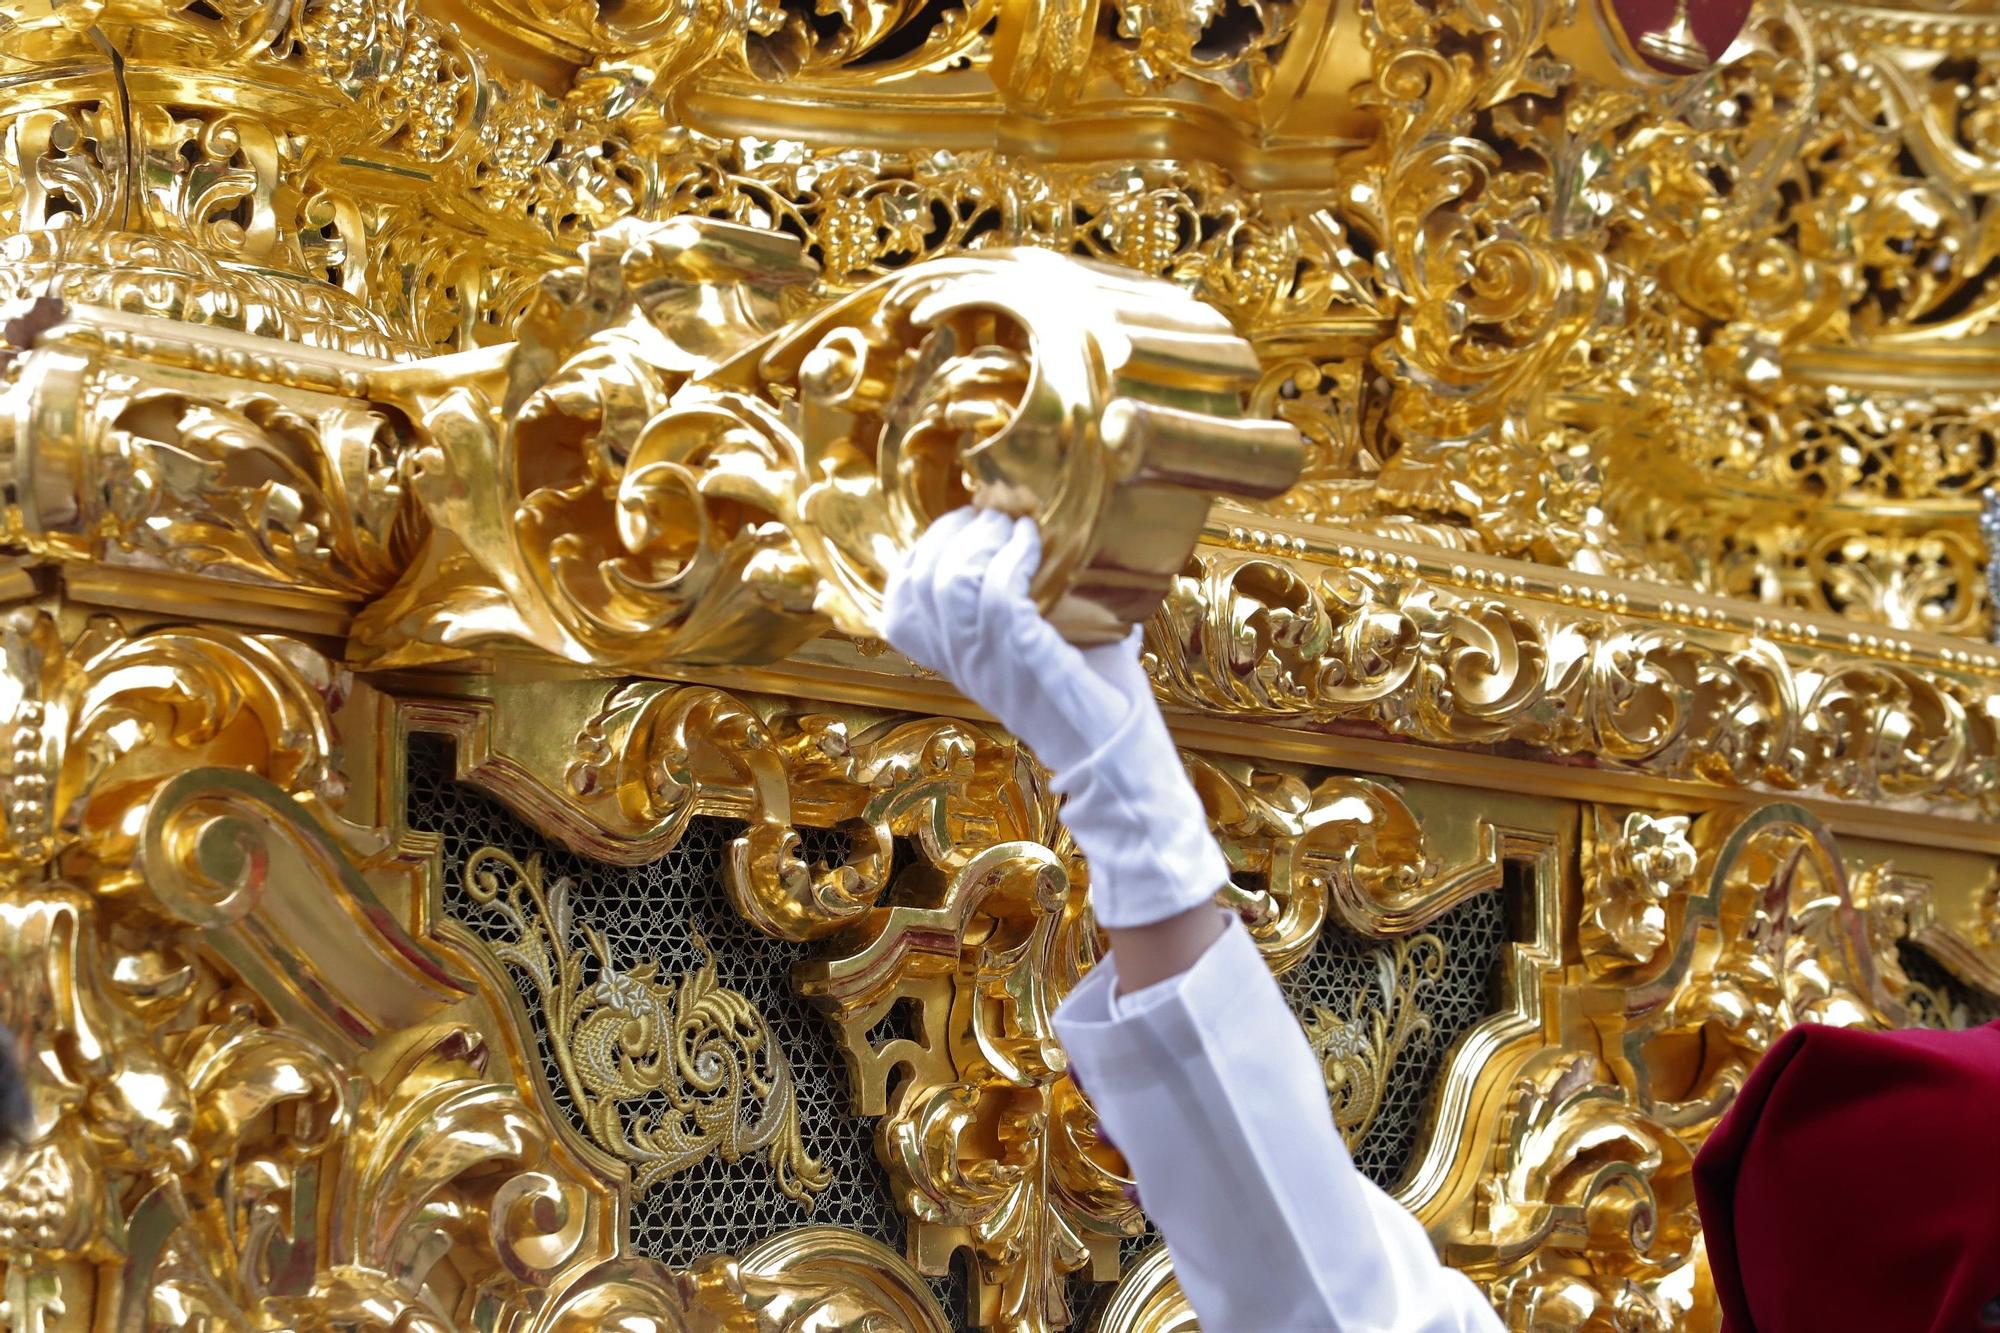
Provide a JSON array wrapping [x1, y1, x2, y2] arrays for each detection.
[[881, 507, 1229, 927]]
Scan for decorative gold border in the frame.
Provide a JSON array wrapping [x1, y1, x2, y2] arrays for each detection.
[[370, 669, 1583, 1329]]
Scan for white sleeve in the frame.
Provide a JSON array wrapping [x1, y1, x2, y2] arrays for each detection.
[[1053, 915, 1503, 1333]]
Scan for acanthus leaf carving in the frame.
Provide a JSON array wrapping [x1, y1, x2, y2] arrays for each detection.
[[99, 387, 410, 595], [1441, 802, 1904, 1326], [355, 218, 1301, 670], [1155, 545, 2000, 818], [1303, 932, 1443, 1148], [464, 844, 831, 1199]]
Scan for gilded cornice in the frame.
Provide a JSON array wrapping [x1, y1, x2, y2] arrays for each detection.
[[5, 0, 1996, 634], [1796, 0, 2000, 54], [1164, 520, 2000, 823], [7, 294, 2000, 837]]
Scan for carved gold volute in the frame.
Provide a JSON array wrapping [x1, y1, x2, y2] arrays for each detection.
[[357, 220, 1303, 666], [0, 226, 1303, 674]]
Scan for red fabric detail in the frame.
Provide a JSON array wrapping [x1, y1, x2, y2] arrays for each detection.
[[1693, 1019, 2000, 1332]]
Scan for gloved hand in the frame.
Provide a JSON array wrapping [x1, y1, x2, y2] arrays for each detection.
[[881, 507, 1229, 928]]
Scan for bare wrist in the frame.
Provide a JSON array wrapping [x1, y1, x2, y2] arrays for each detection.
[[1105, 906, 1230, 995]]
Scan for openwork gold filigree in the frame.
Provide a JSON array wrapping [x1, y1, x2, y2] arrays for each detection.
[[410, 681, 1139, 1330], [449, 668, 1547, 1331], [1303, 933, 1443, 1148], [786, 754, 1133, 1332], [464, 844, 828, 1200]]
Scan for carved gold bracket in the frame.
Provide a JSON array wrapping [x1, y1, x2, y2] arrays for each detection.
[[0, 224, 1302, 676], [354, 219, 1303, 667]]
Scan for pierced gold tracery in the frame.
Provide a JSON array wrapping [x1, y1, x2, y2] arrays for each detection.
[[464, 845, 830, 1201]]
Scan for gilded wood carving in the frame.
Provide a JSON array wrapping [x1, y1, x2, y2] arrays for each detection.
[[4, 0, 2000, 1326]]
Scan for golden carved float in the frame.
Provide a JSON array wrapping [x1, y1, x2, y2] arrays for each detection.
[[0, 0, 1997, 1327]]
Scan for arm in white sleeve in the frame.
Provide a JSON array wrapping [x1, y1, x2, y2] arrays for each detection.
[[1054, 915, 1503, 1333]]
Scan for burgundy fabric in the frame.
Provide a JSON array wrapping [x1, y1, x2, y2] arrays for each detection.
[[1693, 1019, 2000, 1332]]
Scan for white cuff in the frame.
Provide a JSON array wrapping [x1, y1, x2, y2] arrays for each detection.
[[1054, 920, 1504, 1333], [1050, 698, 1229, 928]]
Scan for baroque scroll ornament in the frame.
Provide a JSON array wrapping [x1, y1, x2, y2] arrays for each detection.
[[464, 845, 829, 1199], [354, 215, 1301, 668], [1465, 804, 1904, 1326], [1157, 544, 2000, 819], [7, 299, 1999, 825], [0, 608, 967, 1331], [1303, 933, 1445, 1147], [0, 0, 1991, 632], [1102, 798, 1959, 1329]]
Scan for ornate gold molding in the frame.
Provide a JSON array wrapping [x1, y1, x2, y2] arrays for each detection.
[[4, 0, 1995, 634], [1159, 535, 2000, 824], [0, 607, 973, 1330], [6, 570, 1993, 1333], [14, 299, 2000, 851], [1465, 802, 1903, 1325], [464, 844, 830, 1198], [356, 220, 1300, 665], [386, 675, 1582, 1331], [404, 682, 1134, 1330], [0, 234, 1301, 664]]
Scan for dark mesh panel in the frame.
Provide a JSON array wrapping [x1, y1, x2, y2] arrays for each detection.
[[406, 733, 1513, 1328], [1277, 884, 1509, 1185], [404, 736, 913, 1266], [1901, 941, 2000, 1030], [931, 1251, 973, 1330]]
